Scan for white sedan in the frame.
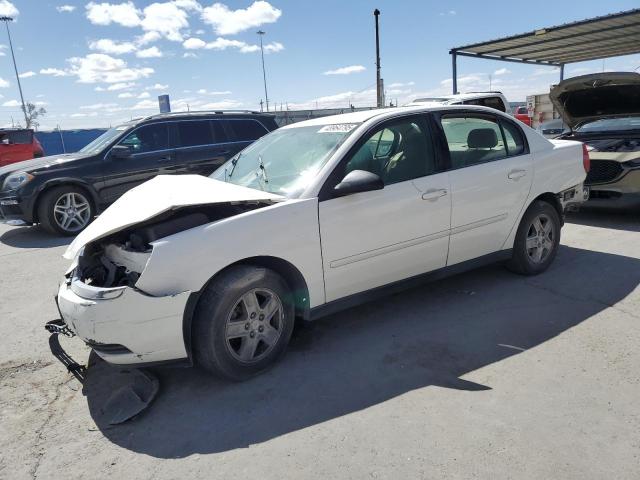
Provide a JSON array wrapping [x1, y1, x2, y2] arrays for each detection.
[[53, 105, 588, 380]]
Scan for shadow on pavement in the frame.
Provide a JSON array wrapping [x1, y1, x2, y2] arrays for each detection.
[[85, 245, 640, 457], [0, 225, 72, 249], [566, 206, 640, 232]]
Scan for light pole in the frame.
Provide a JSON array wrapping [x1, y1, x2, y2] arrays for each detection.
[[257, 30, 269, 112], [0, 16, 28, 127], [374, 9, 382, 108]]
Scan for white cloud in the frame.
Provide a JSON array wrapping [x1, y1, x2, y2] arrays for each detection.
[[67, 54, 154, 83], [135, 31, 162, 46], [183, 52, 198, 58], [532, 67, 560, 76], [131, 99, 158, 110], [56, 5, 76, 13], [141, 2, 190, 41], [439, 10, 456, 16], [0, 1, 19, 17], [200, 99, 243, 109], [183, 36, 282, 53], [146, 83, 168, 90], [494, 68, 511, 76], [288, 89, 377, 110], [136, 46, 163, 58], [2, 99, 21, 107], [89, 38, 137, 55], [86, 1, 141, 27], [18, 71, 36, 78], [197, 88, 232, 95], [0, 77, 9, 87], [106, 82, 136, 91], [40, 67, 70, 77], [138, 91, 151, 98], [202, 1, 281, 35], [80, 102, 118, 110], [324, 65, 366, 75], [118, 92, 135, 98], [388, 81, 415, 88]]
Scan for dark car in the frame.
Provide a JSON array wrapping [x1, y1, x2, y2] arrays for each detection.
[[0, 111, 277, 235]]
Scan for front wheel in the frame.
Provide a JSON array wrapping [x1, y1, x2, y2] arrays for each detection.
[[507, 200, 561, 275], [193, 265, 295, 381], [37, 186, 94, 236]]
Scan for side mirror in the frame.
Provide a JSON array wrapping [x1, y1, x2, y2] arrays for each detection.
[[111, 145, 132, 159], [333, 170, 384, 197]]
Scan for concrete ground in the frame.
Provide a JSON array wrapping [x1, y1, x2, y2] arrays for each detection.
[[0, 207, 638, 480]]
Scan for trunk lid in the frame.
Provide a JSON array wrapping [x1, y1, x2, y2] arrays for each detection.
[[549, 72, 640, 129], [64, 175, 284, 259]]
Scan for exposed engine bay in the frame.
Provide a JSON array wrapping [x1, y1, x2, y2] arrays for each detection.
[[74, 202, 272, 288]]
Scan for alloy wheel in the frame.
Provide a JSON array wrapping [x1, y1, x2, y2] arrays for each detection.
[[525, 213, 555, 264], [224, 288, 284, 363], [53, 192, 91, 233]]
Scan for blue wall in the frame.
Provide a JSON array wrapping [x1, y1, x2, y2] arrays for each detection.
[[35, 129, 107, 156]]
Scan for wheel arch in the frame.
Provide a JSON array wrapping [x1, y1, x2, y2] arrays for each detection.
[[32, 179, 100, 223], [182, 255, 311, 364], [531, 192, 563, 225]]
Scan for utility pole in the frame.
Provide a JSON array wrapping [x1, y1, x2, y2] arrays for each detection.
[[1, 17, 28, 127], [374, 9, 383, 108], [257, 30, 269, 112]]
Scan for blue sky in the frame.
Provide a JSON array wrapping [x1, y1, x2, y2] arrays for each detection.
[[0, 0, 638, 130]]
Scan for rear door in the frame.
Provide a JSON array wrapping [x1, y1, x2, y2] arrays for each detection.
[[175, 119, 234, 176], [100, 123, 177, 203], [436, 112, 533, 265]]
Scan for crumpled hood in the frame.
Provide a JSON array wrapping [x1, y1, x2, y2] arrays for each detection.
[[550, 72, 640, 129], [64, 175, 284, 259]]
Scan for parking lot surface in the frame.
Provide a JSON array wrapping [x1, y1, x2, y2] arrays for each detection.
[[1, 208, 639, 479]]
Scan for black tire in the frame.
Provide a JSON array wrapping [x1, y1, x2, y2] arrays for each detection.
[[37, 185, 94, 236], [507, 200, 561, 276], [193, 265, 295, 381]]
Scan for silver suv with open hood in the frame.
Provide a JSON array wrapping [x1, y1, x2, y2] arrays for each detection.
[[551, 72, 640, 207]]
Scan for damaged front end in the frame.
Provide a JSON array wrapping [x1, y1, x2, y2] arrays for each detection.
[[55, 200, 276, 366]]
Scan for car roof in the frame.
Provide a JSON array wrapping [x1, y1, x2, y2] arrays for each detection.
[[122, 110, 275, 128]]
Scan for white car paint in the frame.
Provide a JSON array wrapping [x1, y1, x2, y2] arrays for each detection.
[[56, 105, 587, 366]]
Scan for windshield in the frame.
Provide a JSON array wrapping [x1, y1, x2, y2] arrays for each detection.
[[576, 116, 640, 133], [211, 123, 360, 196], [79, 125, 129, 154]]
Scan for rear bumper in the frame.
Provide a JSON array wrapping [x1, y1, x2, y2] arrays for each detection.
[[56, 277, 191, 365]]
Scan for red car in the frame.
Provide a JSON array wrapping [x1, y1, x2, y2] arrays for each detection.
[[0, 128, 44, 167], [513, 106, 532, 127]]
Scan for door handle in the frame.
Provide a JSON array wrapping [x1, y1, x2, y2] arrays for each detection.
[[157, 154, 174, 162], [508, 169, 527, 180], [422, 188, 448, 201]]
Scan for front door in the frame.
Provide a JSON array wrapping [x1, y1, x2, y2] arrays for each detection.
[[100, 123, 179, 204], [318, 115, 451, 302], [437, 113, 533, 265]]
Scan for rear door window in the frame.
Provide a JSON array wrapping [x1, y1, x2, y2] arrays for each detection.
[[226, 119, 269, 142], [440, 115, 507, 169], [178, 120, 214, 147], [500, 120, 527, 156], [482, 97, 506, 112]]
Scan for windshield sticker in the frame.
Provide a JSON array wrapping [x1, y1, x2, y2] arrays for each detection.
[[318, 124, 359, 133]]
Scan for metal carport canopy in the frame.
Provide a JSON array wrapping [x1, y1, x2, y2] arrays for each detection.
[[449, 8, 640, 93]]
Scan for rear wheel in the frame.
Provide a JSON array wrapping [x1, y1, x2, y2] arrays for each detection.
[[507, 200, 561, 275], [193, 265, 295, 381], [38, 186, 94, 236]]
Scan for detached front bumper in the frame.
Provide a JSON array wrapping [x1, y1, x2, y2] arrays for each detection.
[[56, 277, 191, 365]]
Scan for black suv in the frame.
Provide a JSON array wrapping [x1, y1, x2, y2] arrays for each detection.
[[0, 111, 277, 235]]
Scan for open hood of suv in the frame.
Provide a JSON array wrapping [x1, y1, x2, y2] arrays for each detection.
[[550, 72, 640, 129], [64, 175, 283, 259]]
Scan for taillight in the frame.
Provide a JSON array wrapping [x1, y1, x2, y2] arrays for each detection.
[[582, 143, 590, 173]]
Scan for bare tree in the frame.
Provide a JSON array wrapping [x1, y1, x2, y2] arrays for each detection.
[[24, 102, 46, 130]]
